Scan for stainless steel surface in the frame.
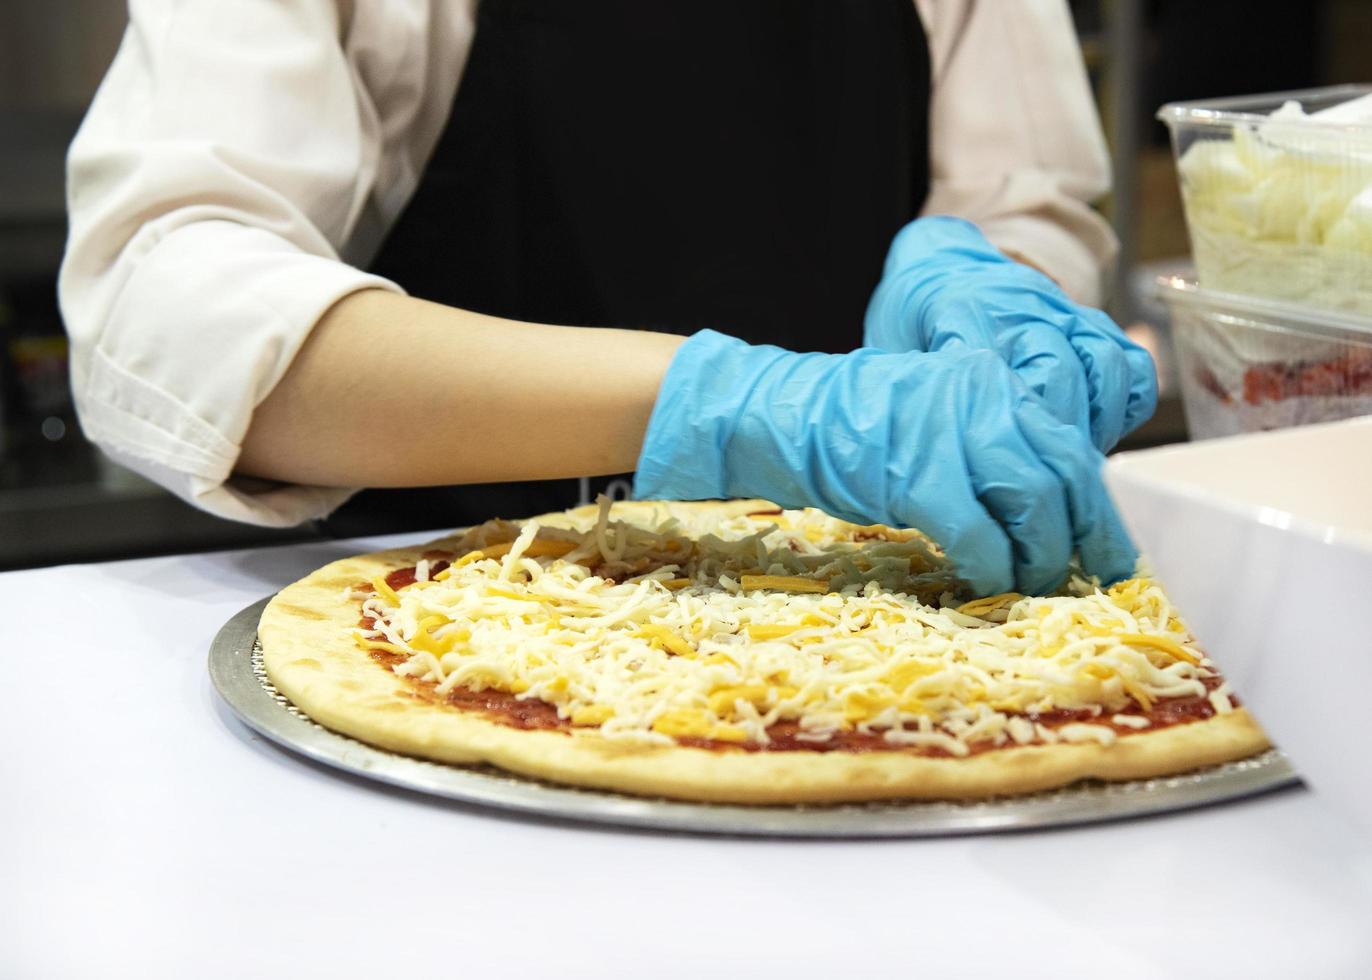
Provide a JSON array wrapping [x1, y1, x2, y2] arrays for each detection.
[[210, 597, 1302, 838]]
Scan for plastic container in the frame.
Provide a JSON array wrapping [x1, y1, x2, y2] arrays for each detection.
[[1156, 276, 1372, 439], [1158, 85, 1372, 316]]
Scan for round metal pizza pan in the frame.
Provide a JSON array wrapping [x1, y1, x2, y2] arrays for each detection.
[[210, 597, 1302, 838]]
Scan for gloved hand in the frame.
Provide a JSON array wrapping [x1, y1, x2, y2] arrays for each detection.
[[863, 216, 1158, 452], [634, 329, 1136, 595]]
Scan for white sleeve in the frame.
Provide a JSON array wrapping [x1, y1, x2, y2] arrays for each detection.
[[60, 0, 413, 527], [915, 0, 1118, 305]]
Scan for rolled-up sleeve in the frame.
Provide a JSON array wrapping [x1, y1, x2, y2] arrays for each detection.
[[916, 0, 1118, 305], [60, 0, 407, 526]]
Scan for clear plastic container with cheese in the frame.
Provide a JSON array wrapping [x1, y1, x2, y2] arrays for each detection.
[[1159, 85, 1372, 316], [1156, 276, 1372, 439]]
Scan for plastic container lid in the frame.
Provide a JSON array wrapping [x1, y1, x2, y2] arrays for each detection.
[[1157, 83, 1372, 131], [1155, 275, 1372, 344]]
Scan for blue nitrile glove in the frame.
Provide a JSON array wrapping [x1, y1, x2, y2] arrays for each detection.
[[863, 216, 1158, 452], [634, 329, 1137, 596]]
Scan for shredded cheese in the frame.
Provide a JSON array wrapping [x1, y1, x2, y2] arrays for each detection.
[[739, 574, 829, 594], [354, 499, 1223, 754], [369, 575, 401, 606]]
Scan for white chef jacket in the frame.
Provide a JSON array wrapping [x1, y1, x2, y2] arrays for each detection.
[[59, 0, 1118, 527]]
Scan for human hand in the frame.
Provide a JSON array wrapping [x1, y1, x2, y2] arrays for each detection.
[[634, 329, 1137, 595], [863, 216, 1157, 452]]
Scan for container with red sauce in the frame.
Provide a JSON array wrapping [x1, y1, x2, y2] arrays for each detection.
[[1156, 276, 1372, 439]]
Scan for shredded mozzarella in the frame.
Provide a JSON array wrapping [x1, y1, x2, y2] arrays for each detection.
[[354, 503, 1218, 753]]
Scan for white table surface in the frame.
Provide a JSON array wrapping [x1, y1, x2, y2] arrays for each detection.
[[5, 536, 1371, 980]]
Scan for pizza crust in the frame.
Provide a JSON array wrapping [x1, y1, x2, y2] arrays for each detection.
[[260, 502, 1271, 804]]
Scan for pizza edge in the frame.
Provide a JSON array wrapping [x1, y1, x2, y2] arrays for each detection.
[[259, 504, 1271, 805]]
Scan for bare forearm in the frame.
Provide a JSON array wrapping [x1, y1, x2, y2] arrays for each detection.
[[237, 290, 684, 487]]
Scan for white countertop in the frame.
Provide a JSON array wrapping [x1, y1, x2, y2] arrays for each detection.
[[5, 536, 1371, 979]]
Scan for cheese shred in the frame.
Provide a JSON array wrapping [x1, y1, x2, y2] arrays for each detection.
[[356, 501, 1218, 752]]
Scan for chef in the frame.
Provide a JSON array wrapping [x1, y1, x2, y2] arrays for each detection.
[[59, 0, 1155, 595]]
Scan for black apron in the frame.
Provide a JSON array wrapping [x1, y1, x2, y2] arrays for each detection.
[[324, 0, 930, 536]]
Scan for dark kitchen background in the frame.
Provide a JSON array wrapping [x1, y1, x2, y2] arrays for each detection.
[[1, 0, 1368, 569]]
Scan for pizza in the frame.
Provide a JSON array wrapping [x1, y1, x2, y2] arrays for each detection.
[[259, 498, 1269, 804]]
